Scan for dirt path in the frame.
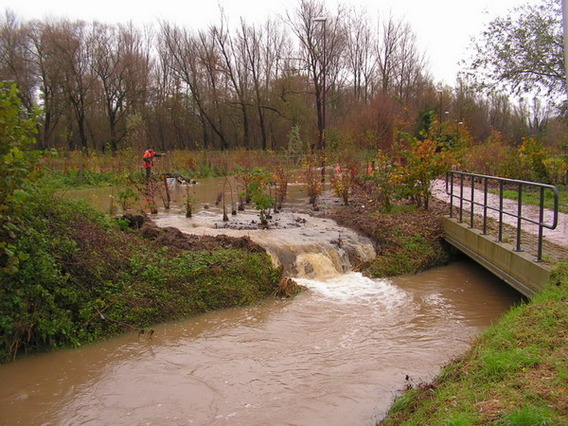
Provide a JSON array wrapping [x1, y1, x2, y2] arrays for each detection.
[[431, 179, 568, 250]]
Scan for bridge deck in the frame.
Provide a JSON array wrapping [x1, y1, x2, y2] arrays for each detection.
[[432, 174, 565, 299], [432, 179, 568, 249]]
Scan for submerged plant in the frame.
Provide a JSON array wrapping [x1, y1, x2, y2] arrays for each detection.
[[117, 187, 140, 211], [304, 156, 322, 208], [184, 185, 195, 218]]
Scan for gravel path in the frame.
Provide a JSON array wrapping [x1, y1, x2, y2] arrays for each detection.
[[431, 179, 568, 250]]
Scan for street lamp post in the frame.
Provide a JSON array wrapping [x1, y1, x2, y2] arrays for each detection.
[[562, 0, 568, 94], [437, 88, 443, 138], [314, 16, 327, 183]]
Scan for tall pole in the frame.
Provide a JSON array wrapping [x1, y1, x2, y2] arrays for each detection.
[[314, 17, 327, 183], [563, 0, 568, 95], [437, 88, 443, 138], [563, 0, 568, 183]]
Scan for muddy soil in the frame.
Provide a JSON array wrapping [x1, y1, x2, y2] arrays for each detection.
[[320, 190, 448, 256], [123, 213, 267, 254], [124, 184, 451, 270]]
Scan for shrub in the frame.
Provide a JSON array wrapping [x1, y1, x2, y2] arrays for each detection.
[[0, 82, 40, 274]]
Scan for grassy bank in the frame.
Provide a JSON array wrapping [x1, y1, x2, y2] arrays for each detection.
[[379, 262, 568, 425], [0, 193, 283, 363]]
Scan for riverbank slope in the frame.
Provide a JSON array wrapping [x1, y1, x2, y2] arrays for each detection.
[[379, 262, 568, 425], [317, 192, 454, 277]]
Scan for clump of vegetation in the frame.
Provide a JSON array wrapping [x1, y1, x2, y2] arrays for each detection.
[[0, 82, 39, 275], [365, 151, 398, 212], [380, 262, 568, 425], [235, 167, 276, 225], [246, 168, 275, 226], [234, 165, 255, 204], [287, 124, 305, 164], [0, 196, 282, 362], [365, 134, 456, 213], [330, 159, 359, 206], [117, 186, 140, 211], [304, 155, 323, 207], [397, 136, 456, 210], [269, 152, 293, 210], [462, 134, 568, 187]]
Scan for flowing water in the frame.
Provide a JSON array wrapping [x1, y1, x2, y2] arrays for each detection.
[[1, 180, 524, 425]]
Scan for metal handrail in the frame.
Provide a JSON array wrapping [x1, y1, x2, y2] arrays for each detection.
[[445, 171, 559, 262]]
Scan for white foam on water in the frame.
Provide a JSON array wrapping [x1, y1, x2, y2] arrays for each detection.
[[295, 272, 408, 307]]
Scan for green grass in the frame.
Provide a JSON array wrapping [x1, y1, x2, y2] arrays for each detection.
[[494, 185, 568, 213], [356, 203, 453, 278], [365, 231, 451, 278], [37, 169, 121, 189], [379, 262, 568, 425]]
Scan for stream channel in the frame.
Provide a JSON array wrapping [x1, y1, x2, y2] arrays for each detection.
[[0, 178, 524, 425]]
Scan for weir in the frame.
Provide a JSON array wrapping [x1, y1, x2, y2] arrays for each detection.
[[441, 171, 560, 298], [155, 210, 377, 279]]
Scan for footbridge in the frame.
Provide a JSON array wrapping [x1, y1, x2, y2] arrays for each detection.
[[439, 171, 561, 298]]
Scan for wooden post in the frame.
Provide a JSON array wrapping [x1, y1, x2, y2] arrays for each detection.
[[162, 174, 171, 210]]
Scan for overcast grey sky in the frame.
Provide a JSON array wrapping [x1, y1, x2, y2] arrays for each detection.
[[1, 0, 529, 85]]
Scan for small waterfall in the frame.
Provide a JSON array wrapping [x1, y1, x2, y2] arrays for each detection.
[[154, 211, 376, 280], [265, 242, 376, 279], [296, 251, 345, 279]]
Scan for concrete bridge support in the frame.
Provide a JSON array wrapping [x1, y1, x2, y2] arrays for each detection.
[[443, 217, 551, 298]]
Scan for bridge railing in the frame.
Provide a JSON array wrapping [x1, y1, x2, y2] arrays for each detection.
[[445, 171, 559, 262]]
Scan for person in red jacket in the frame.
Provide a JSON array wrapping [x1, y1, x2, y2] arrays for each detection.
[[142, 148, 165, 179]]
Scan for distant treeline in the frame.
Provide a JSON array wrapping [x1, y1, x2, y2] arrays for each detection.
[[0, 1, 561, 155]]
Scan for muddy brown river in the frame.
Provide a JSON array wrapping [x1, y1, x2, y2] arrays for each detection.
[[0, 180, 523, 425]]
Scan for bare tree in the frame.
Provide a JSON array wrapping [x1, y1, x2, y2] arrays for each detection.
[[344, 8, 376, 104], [197, 27, 231, 150], [3, 4, 538, 154], [25, 20, 70, 149], [286, 0, 345, 153], [160, 23, 229, 150], [90, 22, 151, 152], [214, 16, 252, 149], [238, 19, 290, 150], [239, 21, 266, 150], [0, 11, 36, 112], [51, 20, 94, 151], [391, 21, 428, 104], [375, 15, 404, 95]]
